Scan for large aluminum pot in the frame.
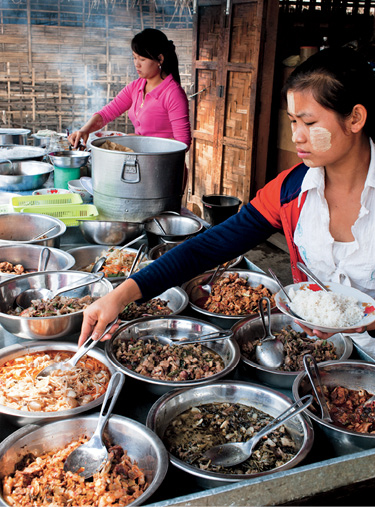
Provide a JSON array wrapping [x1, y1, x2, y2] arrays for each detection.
[[0, 128, 30, 145], [89, 136, 187, 222]]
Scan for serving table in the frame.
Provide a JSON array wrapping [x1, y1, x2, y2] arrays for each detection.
[[1, 195, 375, 505]]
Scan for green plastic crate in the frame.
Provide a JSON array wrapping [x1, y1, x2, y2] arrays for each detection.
[[19, 204, 99, 226], [12, 193, 83, 210]]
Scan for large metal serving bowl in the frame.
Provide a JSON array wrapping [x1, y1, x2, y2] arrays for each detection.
[[105, 316, 241, 396], [0, 213, 66, 247], [143, 213, 204, 247], [78, 219, 145, 246], [182, 269, 280, 329], [0, 244, 76, 282], [0, 128, 30, 145], [67, 244, 147, 284], [0, 160, 53, 191], [292, 360, 375, 456], [0, 415, 168, 506], [0, 144, 46, 161], [0, 341, 117, 426], [0, 270, 112, 340], [146, 380, 314, 489], [49, 150, 90, 168], [232, 312, 353, 390]]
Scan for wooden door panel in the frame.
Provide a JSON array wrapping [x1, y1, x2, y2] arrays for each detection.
[[222, 145, 250, 198], [195, 70, 217, 135], [197, 5, 222, 61], [224, 70, 252, 142], [229, 2, 258, 64]]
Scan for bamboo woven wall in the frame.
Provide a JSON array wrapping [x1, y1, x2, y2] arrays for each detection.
[[0, 0, 193, 135]]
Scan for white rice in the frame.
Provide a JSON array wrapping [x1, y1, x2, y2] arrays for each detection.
[[0, 147, 44, 159], [289, 287, 363, 327]]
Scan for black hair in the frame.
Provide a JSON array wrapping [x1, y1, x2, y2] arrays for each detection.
[[283, 47, 375, 141], [131, 28, 181, 84]]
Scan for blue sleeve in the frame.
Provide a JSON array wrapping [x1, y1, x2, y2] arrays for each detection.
[[130, 202, 278, 301]]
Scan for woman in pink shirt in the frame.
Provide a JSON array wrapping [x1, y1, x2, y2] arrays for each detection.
[[69, 28, 191, 149]]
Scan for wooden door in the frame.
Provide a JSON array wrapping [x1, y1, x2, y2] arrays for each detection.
[[186, 0, 278, 216]]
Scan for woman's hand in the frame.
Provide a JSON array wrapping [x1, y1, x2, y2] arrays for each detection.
[[68, 114, 104, 149], [68, 130, 89, 149]]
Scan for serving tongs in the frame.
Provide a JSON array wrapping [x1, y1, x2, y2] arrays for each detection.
[[139, 329, 233, 347], [303, 354, 333, 423]]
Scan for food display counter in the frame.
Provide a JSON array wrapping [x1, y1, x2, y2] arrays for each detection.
[[1, 195, 375, 506]]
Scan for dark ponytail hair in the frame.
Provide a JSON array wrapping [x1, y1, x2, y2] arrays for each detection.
[[283, 47, 375, 141], [131, 28, 181, 84]]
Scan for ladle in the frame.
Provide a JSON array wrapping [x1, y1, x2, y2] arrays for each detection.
[[37, 247, 51, 272], [153, 217, 167, 235], [15, 272, 105, 310], [36, 317, 118, 378], [29, 225, 59, 242], [255, 297, 285, 369], [63, 371, 125, 479], [203, 394, 313, 467], [139, 329, 233, 347], [303, 354, 333, 423], [91, 233, 147, 273], [268, 268, 303, 320], [296, 262, 329, 292]]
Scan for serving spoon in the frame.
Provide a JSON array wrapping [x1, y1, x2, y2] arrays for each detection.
[[303, 354, 333, 423], [91, 233, 147, 273], [36, 317, 118, 378], [63, 371, 125, 478], [203, 394, 313, 467], [29, 225, 59, 242], [255, 297, 285, 369], [296, 262, 329, 292], [138, 329, 233, 347], [15, 272, 105, 310], [268, 268, 303, 320], [37, 247, 51, 272]]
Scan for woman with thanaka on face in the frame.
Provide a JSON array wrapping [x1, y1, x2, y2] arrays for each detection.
[[68, 28, 191, 148], [78, 47, 375, 346]]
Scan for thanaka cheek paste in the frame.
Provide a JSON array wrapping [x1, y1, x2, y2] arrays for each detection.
[[310, 126, 331, 152]]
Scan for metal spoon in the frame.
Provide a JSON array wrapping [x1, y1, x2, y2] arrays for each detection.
[[153, 217, 167, 234], [37, 247, 51, 272], [139, 329, 233, 346], [63, 371, 125, 478], [255, 297, 285, 369], [303, 354, 333, 423], [36, 317, 118, 378], [29, 225, 59, 242], [203, 395, 313, 467], [15, 272, 105, 310], [91, 233, 147, 273], [268, 268, 303, 320], [296, 262, 329, 292]]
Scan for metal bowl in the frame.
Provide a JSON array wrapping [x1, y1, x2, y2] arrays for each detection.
[[49, 150, 90, 168], [78, 220, 145, 246], [0, 213, 66, 247], [0, 244, 75, 282], [0, 270, 112, 340], [0, 160, 53, 191], [0, 416, 168, 506], [143, 213, 204, 247], [0, 128, 30, 145], [0, 144, 46, 161], [182, 269, 280, 329], [232, 312, 353, 389], [0, 341, 117, 426], [292, 360, 375, 456], [146, 380, 314, 489], [105, 316, 241, 396], [67, 244, 147, 284]]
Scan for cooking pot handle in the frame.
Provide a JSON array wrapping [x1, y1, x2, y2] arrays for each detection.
[[121, 156, 140, 184], [159, 211, 180, 215]]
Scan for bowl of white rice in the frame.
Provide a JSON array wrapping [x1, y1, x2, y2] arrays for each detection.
[[275, 281, 375, 333]]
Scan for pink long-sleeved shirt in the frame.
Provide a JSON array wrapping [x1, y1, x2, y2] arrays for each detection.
[[95, 75, 191, 148]]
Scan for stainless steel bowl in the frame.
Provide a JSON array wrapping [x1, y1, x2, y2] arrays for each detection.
[[0, 415, 168, 506], [0, 128, 30, 145], [143, 213, 204, 247], [0, 144, 46, 162], [67, 244, 147, 284], [0, 160, 53, 191], [49, 150, 90, 168], [0, 270, 112, 340], [292, 360, 375, 456], [0, 213, 66, 247], [105, 316, 241, 396], [232, 312, 353, 389], [0, 341, 117, 426], [182, 269, 280, 329], [0, 244, 75, 281], [78, 220, 145, 246], [146, 380, 314, 488]]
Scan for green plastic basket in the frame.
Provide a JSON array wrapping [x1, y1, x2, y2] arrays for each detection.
[[12, 193, 83, 210], [19, 204, 99, 226]]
